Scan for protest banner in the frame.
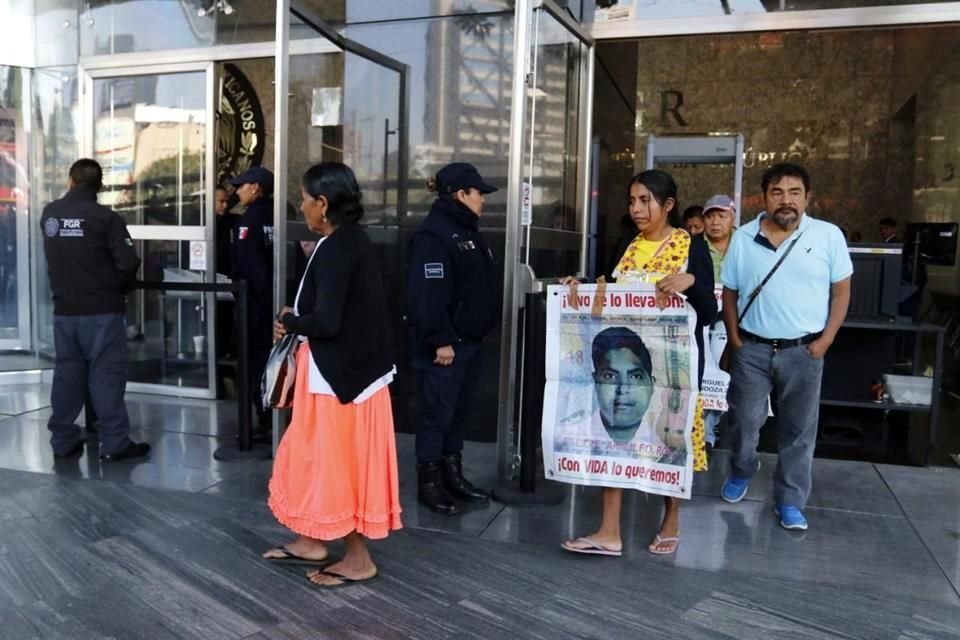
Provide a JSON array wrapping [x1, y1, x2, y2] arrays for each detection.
[[700, 285, 729, 411], [541, 283, 698, 498]]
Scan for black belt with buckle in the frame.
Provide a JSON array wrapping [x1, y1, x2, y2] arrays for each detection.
[[740, 329, 822, 349]]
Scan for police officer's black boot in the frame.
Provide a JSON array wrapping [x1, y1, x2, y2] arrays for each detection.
[[417, 462, 461, 515], [441, 452, 489, 502]]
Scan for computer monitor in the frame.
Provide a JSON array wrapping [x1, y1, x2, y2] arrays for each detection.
[[848, 243, 902, 320], [905, 222, 958, 267]]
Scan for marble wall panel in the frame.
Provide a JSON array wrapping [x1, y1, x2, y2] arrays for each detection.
[[854, 76, 890, 124], [603, 24, 960, 305], [815, 32, 857, 81], [739, 35, 788, 80], [718, 81, 753, 124], [627, 27, 960, 244], [911, 42, 960, 295], [848, 31, 895, 79], [640, 37, 688, 85], [781, 78, 826, 122], [681, 39, 727, 83], [744, 83, 784, 125], [783, 32, 822, 80]]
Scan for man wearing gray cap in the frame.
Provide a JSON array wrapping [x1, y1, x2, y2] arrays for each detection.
[[230, 166, 275, 435], [700, 194, 736, 449], [702, 194, 735, 283]]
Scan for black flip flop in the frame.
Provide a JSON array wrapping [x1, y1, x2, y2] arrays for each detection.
[[306, 568, 379, 589], [262, 546, 332, 566]]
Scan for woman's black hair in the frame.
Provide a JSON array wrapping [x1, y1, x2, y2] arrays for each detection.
[[627, 169, 681, 229], [302, 162, 364, 225]]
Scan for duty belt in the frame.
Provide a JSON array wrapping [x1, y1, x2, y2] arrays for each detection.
[[739, 329, 822, 350]]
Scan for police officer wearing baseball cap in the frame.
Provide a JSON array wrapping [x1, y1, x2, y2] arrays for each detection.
[[230, 166, 275, 436], [407, 162, 498, 515]]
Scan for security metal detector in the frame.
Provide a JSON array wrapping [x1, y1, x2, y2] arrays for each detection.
[[646, 134, 745, 225]]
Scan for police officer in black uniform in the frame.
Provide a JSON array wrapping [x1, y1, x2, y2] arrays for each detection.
[[230, 167, 275, 435], [407, 162, 498, 515], [40, 158, 148, 461]]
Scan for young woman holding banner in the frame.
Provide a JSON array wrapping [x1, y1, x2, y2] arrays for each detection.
[[561, 169, 716, 556], [262, 162, 402, 587]]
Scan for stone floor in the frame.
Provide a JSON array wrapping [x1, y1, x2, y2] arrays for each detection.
[[1, 383, 959, 639]]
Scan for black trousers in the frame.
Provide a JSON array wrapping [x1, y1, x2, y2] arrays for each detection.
[[242, 304, 273, 423], [413, 341, 482, 463], [48, 313, 133, 456]]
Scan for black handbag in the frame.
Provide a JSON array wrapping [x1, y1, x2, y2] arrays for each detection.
[[261, 333, 298, 409]]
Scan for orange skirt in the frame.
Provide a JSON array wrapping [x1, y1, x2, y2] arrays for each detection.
[[267, 342, 402, 540]]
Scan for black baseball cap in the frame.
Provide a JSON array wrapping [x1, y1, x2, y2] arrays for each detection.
[[229, 166, 274, 193], [436, 162, 498, 194]]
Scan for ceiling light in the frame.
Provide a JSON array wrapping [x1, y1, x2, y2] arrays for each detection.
[[198, 1, 235, 17]]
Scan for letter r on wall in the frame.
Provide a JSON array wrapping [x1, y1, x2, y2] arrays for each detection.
[[660, 90, 688, 128]]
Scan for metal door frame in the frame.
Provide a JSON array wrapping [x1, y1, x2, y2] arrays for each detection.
[[497, 0, 595, 479], [589, 2, 960, 39], [0, 180, 32, 352], [0, 66, 34, 353]]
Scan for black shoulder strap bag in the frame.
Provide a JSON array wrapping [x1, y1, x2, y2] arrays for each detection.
[[718, 230, 804, 372], [737, 231, 805, 323]]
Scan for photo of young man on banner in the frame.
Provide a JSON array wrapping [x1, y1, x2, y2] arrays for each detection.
[[700, 285, 730, 413], [542, 283, 699, 498]]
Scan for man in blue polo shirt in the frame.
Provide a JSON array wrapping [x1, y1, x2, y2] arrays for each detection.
[[719, 163, 852, 531]]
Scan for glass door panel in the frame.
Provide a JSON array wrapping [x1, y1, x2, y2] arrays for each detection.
[[286, 3, 409, 325], [497, 0, 594, 478], [92, 71, 207, 227], [128, 240, 215, 391], [520, 2, 591, 279], [342, 49, 403, 223], [85, 66, 216, 398], [0, 65, 31, 351]]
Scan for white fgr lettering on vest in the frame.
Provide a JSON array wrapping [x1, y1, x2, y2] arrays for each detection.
[[264, 225, 274, 244], [60, 219, 84, 237], [424, 263, 444, 279]]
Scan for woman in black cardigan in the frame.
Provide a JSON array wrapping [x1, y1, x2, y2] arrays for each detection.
[[263, 163, 401, 588]]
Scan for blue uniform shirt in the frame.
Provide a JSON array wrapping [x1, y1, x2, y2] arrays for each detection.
[[720, 212, 853, 339], [231, 196, 274, 312], [406, 196, 498, 358]]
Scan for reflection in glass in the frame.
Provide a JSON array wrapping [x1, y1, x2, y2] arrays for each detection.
[[0, 66, 30, 342], [127, 239, 213, 389], [32, 67, 79, 356], [93, 72, 207, 227], [289, 12, 517, 439], [80, 0, 215, 55], [589, 0, 955, 21], [343, 51, 401, 223], [294, 0, 513, 28], [519, 8, 586, 278], [340, 14, 515, 225]]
